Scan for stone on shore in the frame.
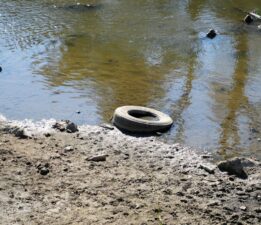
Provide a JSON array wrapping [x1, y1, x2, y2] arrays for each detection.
[[87, 154, 108, 162], [52, 120, 78, 133], [217, 157, 251, 179]]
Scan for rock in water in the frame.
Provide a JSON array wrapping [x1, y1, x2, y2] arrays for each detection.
[[206, 29, 217, 39], [244, 15, 254, 24], [217, 158, 248, 179], [63, 3, 102, 12]]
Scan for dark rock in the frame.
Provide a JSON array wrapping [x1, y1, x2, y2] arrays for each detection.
[[176, 191, 184, 197], [26, 161, 32, 166], [39, 167, 49, 175], [201, 154, 212, 159], [87, 154, 108, 162], [254, 208, 261, 213], [206, 29, 217, 39], [44, 133, 51, 137], [217, 158, 248, 179], [240, 158, 258, 167], [244, 14, 254, 24], [180, 199, 188, 203], [66, 122, 78, 133], [53, 120, 78, 133], [0, 66, 2, 72], [250, 128, 259, 133]]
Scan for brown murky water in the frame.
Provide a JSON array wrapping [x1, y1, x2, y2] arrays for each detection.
[[0, 0, 260, 159]]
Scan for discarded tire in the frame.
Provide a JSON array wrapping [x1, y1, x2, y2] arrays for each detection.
[[112, 106, 173, 133]]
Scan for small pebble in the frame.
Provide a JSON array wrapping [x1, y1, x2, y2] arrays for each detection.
[[240, 206, 247, 211], [87, 154, 107, 162], [39, 167, 49, 175], [64, 146, 74, 153]]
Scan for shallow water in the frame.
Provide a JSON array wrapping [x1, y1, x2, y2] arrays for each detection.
[[0, 0, 260, 159]]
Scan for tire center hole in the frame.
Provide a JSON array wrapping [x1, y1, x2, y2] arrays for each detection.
[[128, 110, 159, 121]]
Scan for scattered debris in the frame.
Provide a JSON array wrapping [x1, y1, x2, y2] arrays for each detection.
[[201, 154, 212, 159], [206, 29, 217, 39]]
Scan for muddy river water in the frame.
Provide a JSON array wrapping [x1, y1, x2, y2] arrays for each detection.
[[0, 0, 260, 159]]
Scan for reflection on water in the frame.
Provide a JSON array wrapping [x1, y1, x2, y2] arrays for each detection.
[[0, 0, 260, 159]]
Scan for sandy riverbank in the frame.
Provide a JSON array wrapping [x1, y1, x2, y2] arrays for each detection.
[[0, 117, 260, 225]]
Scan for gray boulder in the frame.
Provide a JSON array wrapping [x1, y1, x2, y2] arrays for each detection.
[[217, 157, 250, 179]]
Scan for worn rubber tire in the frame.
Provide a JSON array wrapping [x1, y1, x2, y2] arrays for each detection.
[[112, 106, 173, 133]]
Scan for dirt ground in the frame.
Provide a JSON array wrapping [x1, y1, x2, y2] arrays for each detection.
[[0, 120, 260, 225]]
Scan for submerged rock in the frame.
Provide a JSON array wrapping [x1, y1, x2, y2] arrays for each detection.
[[244, 15, 254, 24], [61, 3, 102, 12], [206, 29, 217, 39]]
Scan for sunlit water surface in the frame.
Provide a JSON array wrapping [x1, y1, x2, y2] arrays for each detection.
[[0, 0, 260, 159]]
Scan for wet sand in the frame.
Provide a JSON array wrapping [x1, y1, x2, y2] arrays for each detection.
[[0, 119, 260, 225]]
